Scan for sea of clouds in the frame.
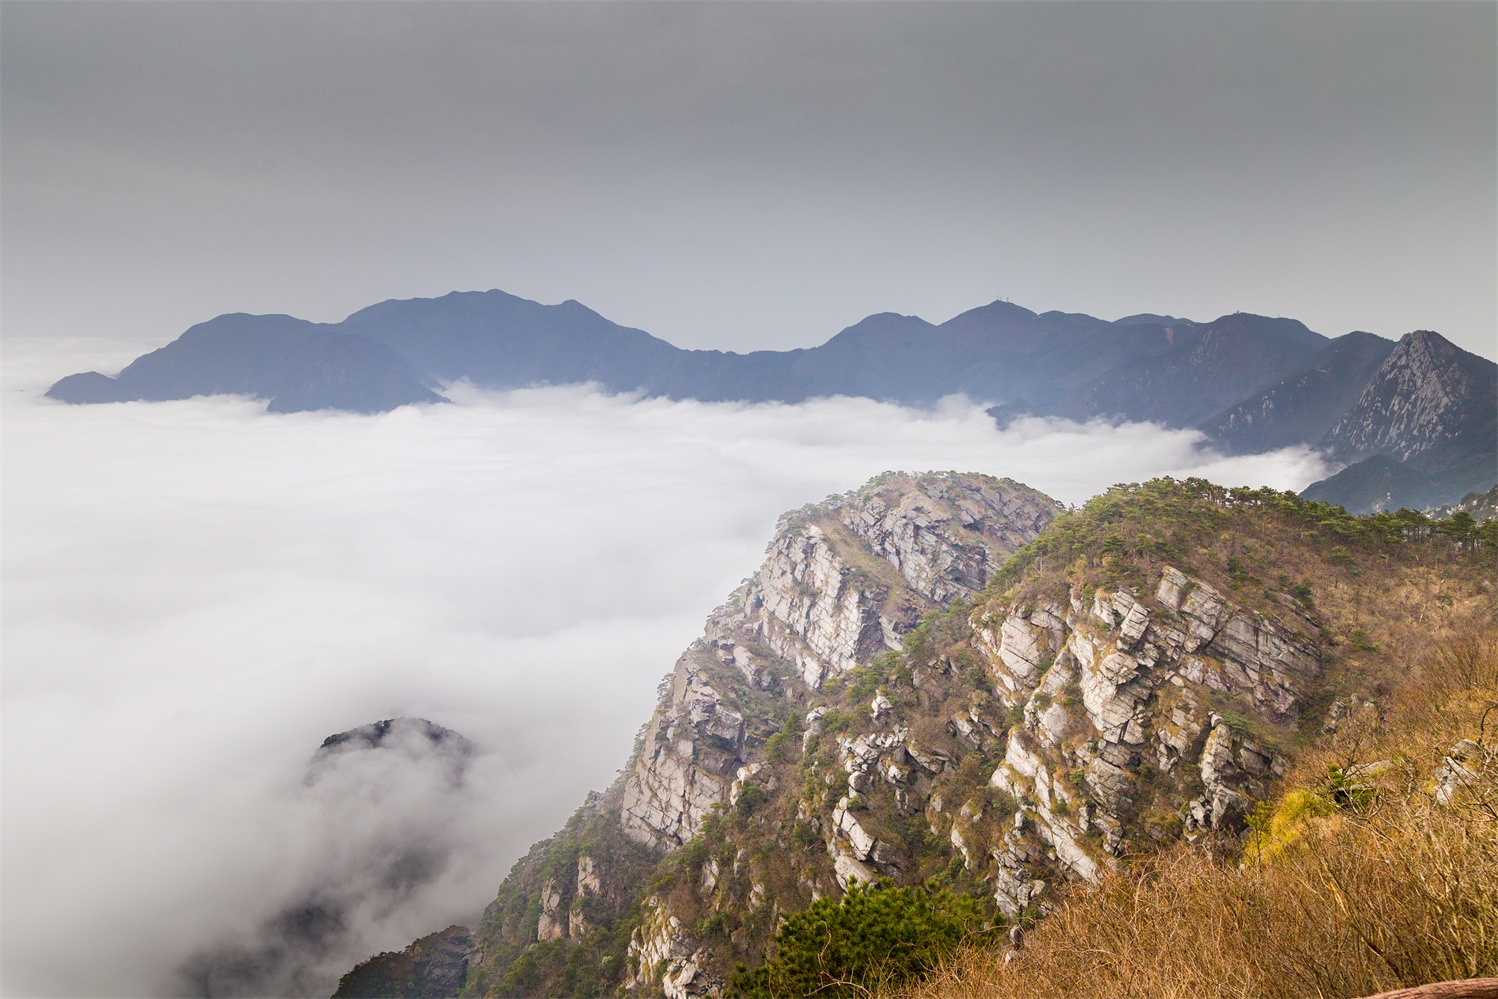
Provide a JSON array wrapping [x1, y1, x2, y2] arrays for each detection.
[[1, 338, 1331, 997]]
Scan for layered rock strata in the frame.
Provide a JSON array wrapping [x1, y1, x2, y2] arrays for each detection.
[[976, 566, 1316, 914], [619, 473, 1060, 851]]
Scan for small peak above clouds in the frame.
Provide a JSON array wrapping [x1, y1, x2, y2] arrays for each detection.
[[316, 717, 473, 757]]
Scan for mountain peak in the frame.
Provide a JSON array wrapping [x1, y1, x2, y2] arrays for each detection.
[[1319, 325, 1496, 479]]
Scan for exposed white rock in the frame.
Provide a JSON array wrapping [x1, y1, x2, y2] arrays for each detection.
[[1037, 702, 1071, 747], [832, 849, 876, 889], [1435, 739, 1487, 805], [537, 878, 566, 942], [831, 796, 877, 860], [621, 658, 740, 848], [981, 563, 1322, 912], [626, 895, 727, 999], [1117, 601, 1151, 650], [728, 762, 767, 808]]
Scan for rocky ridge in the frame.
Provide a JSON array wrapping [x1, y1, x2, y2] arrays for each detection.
[[456, 472, 1059, 998], [619, 474, 1058, 853], [973, 565, 1313, 914], [1321, 330, 1496, 473], [362, 477, 1491, 999], [1305, 330, 1498, 512]]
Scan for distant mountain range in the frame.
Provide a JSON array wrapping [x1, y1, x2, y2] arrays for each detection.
[[45, 289, 1495, 512]]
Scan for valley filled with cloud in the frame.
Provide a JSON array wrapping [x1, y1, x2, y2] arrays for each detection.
[[2, 340, 1330, 996]]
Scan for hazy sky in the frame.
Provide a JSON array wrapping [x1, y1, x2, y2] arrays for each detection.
[[3, 1, 1494, 358]]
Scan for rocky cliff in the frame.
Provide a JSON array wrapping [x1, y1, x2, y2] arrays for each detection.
[[972, 564, 1313, 914], [454, 472, 1060, 998], [1320, 330, 1496, 474], [1302, 330, 1497, 512], [356, 476, 1492, 999], [618, 473, 1059, 854]]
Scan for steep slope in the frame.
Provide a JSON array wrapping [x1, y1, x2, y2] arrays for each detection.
[[1320, 331, 1496, 473], [1199, 331, 1397, 453], [1298, 331, 1497, 512], [453, 472, 1061, 998], [339, 473, 1484, 999]]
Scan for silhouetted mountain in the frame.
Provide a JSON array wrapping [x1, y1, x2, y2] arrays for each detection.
[[46, 314, 444, 414], [1199, 331, 1398, 453], [45, 292, 1328, 423], [44, 289, 1495, 507], [1067, 313, 1326, 426], [340, 291, 683, 394]]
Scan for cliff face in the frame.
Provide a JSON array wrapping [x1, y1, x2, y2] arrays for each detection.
[[435, 477, 1492, 999], [619, 474, 1060, 853], [1320, 330, 1496, 475], [457, 472, 1059, 998], [973, 566, 1315, 914]]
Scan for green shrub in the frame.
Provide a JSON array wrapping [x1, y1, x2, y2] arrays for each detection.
[[729, 882, 989, 997]]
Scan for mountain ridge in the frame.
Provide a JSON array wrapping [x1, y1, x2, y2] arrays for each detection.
[[342, 473, 1494, 998], [43, 289, 1495, 510]]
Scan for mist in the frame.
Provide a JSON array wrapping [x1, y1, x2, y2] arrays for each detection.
[[1, 339, 1330, 997]]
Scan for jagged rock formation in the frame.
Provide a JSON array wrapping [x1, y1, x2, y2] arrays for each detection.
[[1321, 330, 1495, 473], [451, 472, 1059, 998], [1302, 330, 1497, 513], [354, 477, 1492, 999], [974, 566, 1311, 914], [618, 474, 1060, 853]]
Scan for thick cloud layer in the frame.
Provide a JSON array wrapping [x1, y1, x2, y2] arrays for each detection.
[[1, 340, 1329, 996]]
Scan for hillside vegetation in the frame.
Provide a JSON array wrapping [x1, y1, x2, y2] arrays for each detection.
[[881, 480, 1498, 998], [357, 475, 1494, 999]]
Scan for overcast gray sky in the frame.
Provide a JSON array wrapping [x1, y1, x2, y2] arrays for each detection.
[[3, 1, 1495, 358]]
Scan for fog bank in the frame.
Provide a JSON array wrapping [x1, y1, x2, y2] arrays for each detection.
[[1, 341, 1329, 996]]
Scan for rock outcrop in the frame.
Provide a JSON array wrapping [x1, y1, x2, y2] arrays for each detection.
[[400, 477, 1492, 999], [977, 566, 1312, 913], [619, 473, 1060, 850], [332, 925, 472, 999]]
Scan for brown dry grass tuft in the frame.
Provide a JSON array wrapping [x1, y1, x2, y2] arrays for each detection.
[[891, 620, 1498, 999]]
